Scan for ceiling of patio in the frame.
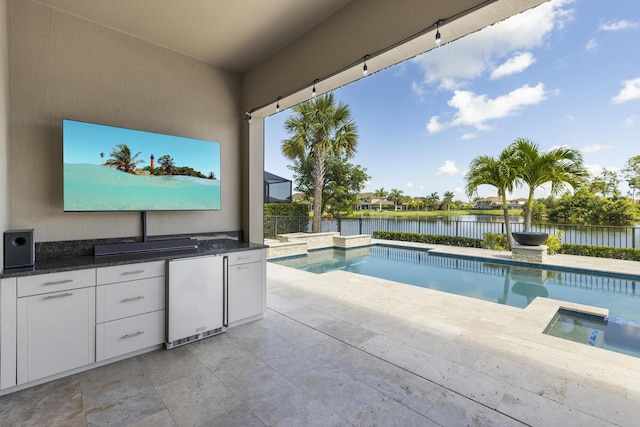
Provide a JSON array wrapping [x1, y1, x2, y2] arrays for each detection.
[[35, 0, 353, 73]]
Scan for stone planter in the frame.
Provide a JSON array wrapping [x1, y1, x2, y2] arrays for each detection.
[[512, 232, 548, 246]]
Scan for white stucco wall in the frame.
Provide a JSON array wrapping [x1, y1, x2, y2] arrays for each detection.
[[6, 0, 242, 242]]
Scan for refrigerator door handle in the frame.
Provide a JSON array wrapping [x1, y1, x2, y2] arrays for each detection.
[[223, 255, 229, 327]]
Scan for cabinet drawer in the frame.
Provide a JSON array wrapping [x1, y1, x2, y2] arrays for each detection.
[[227, 250, 262, 266], [97, 261, 165, 285], [17, 269, 95, 297], [96, 310, 165, 361], [96, 276, 165, 323]]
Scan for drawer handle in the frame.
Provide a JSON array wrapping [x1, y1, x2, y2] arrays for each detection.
[[121, 331, 144, 339], [43, 279, 74, 286], [237, 265, 251, 270], [121, 270, 145, 276], [121, 296, 145, 303], [43, 292, 73, 300], [238, 256, 250, 260]]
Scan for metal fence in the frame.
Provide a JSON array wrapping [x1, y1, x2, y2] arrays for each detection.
[[264, 216, 639, 249]]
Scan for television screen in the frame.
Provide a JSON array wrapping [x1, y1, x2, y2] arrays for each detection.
[[63, 119, 221, 211]]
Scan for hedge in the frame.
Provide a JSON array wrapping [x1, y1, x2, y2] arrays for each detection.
[[558, 244, 640, 261], [263, 204, 310, 238], [372, 231, 484, 248], [264, 203, 309, 217]]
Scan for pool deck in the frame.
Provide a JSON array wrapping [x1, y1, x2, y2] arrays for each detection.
[[267, 240, 640, 425]]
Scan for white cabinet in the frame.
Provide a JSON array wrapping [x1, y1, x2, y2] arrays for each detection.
[[16, 269, 96, 384], [227, 249, 264, 326], [95, 261, 165, 361]]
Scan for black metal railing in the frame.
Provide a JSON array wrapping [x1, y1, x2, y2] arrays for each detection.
[[264, 216, 639, 248]]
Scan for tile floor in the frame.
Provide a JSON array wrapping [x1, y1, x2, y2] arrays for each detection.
[[1, 244, 640, 426]]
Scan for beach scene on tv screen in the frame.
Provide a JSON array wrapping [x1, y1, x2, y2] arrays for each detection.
[[63, 120, 221, 211]]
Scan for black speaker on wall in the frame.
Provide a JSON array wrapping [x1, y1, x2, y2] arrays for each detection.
[[4, 229, 35, 269]]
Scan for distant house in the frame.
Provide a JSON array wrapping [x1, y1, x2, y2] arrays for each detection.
[[474, 197, 527, 210], [355, 192, 394, 211]]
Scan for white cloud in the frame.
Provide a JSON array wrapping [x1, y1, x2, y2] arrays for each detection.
[[490, 52, 536, 79], [585, 164, 620, 177], [581, 144, 612, 153], [427, 83, 547, 133], [436, 160, 459, 176], [585, 38, 598, 50], [461, 133, 477, 140], [564, 114, 575, 123], [404, 182, 414, 188], [624, 115, 637, 126], [612, 78, 640, 104], [599, 20, 639, 31], [411, 81, 424, 98], [412, 0, 574, 89]]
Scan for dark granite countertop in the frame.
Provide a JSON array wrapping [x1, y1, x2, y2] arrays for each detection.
[[1, 238, 267, 278]]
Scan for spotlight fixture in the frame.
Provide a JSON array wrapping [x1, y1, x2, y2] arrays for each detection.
[[312, 79, 318, 97], [276, 97, 281, 113], [245, 112, 252, 122], [435, 20, 443, 47], [363, 55, 369, 76]]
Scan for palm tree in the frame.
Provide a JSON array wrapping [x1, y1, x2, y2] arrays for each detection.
[[104, 144, 144, 173], [373, 188, 387, 211], [100, 152, 105, 164], [388, 188, 403, 211], [282, 94, 358, 233], [426, 192, 439, 211], [465, 146, 520, 249], [510, 138, 588, 231], [157, 154, 176, 175], [442, 191, 455, 211]]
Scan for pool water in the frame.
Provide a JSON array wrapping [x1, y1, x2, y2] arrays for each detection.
[[545, 310, 640, 358], [272, 246, 640, 322]]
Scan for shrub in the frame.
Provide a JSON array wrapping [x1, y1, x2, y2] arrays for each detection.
[[558, 244, 640, 261], [483, 233, 508, 251], [372, 231, 484, 248], [545, 231, 563, 255]]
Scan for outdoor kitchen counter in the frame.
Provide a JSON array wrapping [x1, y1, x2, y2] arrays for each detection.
[[1, 238, 267, 278]]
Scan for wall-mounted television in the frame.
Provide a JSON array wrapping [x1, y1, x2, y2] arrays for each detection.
[[63, 119, 221, 212]]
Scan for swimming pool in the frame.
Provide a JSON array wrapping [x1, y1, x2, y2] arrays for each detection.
[[272, 245, 640, 323]]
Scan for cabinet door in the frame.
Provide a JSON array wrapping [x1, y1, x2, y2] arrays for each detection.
[[228, 262, 261, 325], [17, 287, 95, 384]]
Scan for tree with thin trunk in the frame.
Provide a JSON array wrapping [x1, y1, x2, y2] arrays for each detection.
[[388, 188, 404, 211], [510, 138, 588, 232], [465, 146, 519, 250], [442, 191, 455, 211], [282, 94, 358, 233], [374, 188, 387, 211]]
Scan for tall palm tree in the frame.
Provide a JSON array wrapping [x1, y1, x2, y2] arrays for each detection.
[[282, 94, 358, 233], [510, 138, 588, 231], [442, 191, 455, 211], [388, 188, 403, 211], [373, 188, 387, 211], [465, 146, 520, 249], [426, 192, 439, 211], [104, 144, 144, 173]]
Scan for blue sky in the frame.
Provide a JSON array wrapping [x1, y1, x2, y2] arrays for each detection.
[[265, 0, 639, 200], [64, 119, 220, 178]]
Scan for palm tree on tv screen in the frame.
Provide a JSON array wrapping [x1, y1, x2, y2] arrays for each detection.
[[282, 93, 358, 233], [104, 144, 144, 173]]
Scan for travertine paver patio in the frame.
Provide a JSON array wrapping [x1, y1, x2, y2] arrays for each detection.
[[1, 243, 639, 426]]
